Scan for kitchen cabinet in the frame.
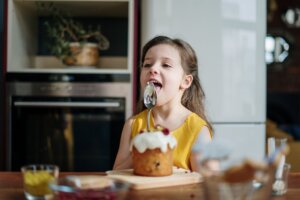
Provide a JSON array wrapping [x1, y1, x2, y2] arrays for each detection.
[[6, 0, 136, 74], [2, 0, 138, 171], [0, 0, 4, 170]]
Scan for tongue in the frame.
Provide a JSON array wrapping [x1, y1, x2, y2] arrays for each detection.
[[154, 86, 161, 94]]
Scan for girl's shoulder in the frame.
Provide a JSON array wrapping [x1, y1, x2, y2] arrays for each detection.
[[185, 112, 212, 138], [186, 112, 207, 126], [180, 112, 208, 134]]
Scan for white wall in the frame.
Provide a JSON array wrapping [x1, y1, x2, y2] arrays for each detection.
[[141, 0, 266, 160]]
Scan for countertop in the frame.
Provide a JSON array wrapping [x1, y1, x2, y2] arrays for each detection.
[[0, 172, 300, 200]]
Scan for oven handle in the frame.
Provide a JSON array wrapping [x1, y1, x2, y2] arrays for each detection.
[[13, 101, 120, 108]]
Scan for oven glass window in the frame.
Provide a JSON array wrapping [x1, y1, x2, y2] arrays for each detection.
[[10, 97, 125, 172]]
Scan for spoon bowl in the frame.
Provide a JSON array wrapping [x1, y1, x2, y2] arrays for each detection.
[[143, 82, 157, 131], [144, 82, 157, 109]]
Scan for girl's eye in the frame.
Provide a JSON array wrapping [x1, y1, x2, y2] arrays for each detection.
[[142, 63, 152, 68], [163, 63, 172, 68]]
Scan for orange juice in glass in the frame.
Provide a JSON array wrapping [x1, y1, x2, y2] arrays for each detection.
[[21, 164, 59, 200]]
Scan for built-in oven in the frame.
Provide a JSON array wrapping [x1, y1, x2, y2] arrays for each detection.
[[6, 73, 132, 172]]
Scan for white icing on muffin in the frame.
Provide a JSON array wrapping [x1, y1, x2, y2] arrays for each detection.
[[130, 131, 177, 153]]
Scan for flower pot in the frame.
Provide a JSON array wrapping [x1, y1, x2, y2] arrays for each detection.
[[64, 42, 99, 67]]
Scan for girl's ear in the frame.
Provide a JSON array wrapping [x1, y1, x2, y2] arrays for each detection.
[[180, 74, 193, 89]]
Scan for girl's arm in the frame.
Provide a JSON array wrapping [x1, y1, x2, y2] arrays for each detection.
[[113, 118, 134, 170], [190, 126, 212, 172]]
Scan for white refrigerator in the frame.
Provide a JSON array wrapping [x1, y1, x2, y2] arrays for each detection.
[[141, 0, 266, 160]]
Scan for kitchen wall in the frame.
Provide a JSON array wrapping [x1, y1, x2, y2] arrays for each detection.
[[141, 0, 266, 161]]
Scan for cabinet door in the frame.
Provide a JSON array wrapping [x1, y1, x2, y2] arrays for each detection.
[[141, 0, 266, 123], [0, 0, 3, 70]]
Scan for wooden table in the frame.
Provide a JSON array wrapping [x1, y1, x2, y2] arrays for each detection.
[[0, 172, 299, 199]]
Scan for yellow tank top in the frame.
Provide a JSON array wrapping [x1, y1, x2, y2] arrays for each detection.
[[131, 110, 210, 170]]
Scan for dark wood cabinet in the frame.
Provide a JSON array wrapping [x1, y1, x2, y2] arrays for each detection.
[[0, 0, 5, 170], [267, 0, 300, 92]]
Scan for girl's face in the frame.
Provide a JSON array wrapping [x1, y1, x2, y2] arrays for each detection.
[[140, 44, 192, 107]]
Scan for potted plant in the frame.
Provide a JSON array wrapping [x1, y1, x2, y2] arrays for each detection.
[[37, 2, 110, 67]]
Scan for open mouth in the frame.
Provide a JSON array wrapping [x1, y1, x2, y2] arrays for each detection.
[[149, 80, 162, 93]]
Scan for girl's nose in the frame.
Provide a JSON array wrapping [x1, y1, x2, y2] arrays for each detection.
[[149, 64, 159, 75]]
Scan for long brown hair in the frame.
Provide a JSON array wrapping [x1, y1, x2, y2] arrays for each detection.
[[136, 35, 212, 131]]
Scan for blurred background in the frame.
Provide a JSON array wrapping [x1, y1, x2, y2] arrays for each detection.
[[266, 0, 300, 172], [0, 0, 300, 172]]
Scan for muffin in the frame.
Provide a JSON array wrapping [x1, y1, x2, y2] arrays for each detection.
[[130, 128, 177, 176]]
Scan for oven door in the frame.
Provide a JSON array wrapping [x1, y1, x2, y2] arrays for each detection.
[[9, 96, 125, 172]]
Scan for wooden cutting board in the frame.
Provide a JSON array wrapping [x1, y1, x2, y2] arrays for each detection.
[[106, 167, 202, 190]]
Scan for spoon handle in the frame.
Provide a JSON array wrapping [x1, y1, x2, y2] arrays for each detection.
[[276, 155, 286, 179], [147, 108, 152, 131]]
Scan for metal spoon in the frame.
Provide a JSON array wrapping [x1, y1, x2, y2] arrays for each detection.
[[143, 82, 157, 131]]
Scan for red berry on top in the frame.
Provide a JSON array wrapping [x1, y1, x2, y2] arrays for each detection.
[[162, 128, 170, 135]]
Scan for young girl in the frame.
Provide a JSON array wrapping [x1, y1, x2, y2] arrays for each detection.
[[113, 35, 212, 171]]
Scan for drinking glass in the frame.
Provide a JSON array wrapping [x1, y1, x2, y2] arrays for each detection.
[[21, 164, 59, 200], [268, 137, 290, 196], [272, 163, 291, 195]]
